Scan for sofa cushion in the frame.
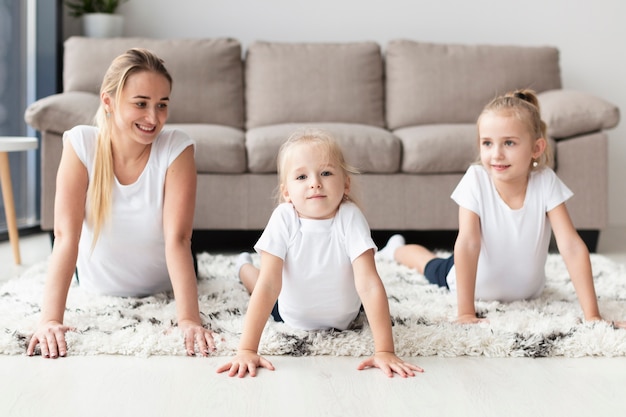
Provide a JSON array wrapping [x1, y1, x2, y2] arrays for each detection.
[[394, 124, 478, 174], [385, 40, 562, 130], [539, 89, 620, 139], [24, 91, 99, 134], [246, 123, 400, 174], [63, 36, 244, 128], [168, 124, 246, 174], [245, 41, 385, 129]]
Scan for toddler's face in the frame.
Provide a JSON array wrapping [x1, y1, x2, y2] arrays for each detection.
[[281, 143, 349, 219]]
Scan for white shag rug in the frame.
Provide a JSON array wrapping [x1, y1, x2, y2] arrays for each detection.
[[2, 252, 626, 358]]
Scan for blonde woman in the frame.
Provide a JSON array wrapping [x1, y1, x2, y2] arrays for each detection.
[[27, 48, 215, 358]]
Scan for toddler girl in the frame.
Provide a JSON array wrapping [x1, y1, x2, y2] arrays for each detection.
[[218, 128, 423, 377]]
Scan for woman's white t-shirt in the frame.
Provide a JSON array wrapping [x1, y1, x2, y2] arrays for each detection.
[[67, 125, 194, 297], [447, 164, 573, 301], [254, 202, 377, 331]]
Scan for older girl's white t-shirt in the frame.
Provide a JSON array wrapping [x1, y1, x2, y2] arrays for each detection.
[[447, 164, 573, 301], [254, 202, 377, 331], [67, 125, 194, 297]]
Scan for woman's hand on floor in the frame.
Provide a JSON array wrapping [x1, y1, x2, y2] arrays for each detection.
[[27, 321, 75, 358], [178, 320, 217, 356]]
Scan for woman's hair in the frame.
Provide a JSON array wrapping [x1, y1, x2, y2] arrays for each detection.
[[477, 88, 553, 170], [88, 48, 172, 247], [275, 128, 359, 205]]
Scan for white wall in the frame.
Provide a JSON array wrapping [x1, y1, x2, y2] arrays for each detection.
[[94, 0, 626, 225]]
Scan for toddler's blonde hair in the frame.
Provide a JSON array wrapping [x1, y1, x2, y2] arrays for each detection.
[[275, 128, 359, 205]]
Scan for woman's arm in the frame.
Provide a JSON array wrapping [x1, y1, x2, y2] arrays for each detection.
[[163, 145, 215, 356], [353, 249, 423, 377], [453, 206, 484, 324], [27, 139, 87, 358], [217, 251, 283, 377], [548, 203, 601, 321]]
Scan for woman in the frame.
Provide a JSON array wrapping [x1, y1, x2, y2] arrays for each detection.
[[27, 48, 215, 358]]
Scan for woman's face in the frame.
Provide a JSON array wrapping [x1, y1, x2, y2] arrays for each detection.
[[104, 70, 171, 146]]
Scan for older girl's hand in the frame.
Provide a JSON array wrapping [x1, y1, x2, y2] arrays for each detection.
[[611, 320, 626, 329], [178, 319, 216, 356], [357, 352, 424, 377], [454, 314, 489, 325], [27, 321, 75, 358]]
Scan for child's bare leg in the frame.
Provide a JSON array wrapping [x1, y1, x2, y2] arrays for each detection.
[[395, 244, 437, 275], [239, 263, 260, 294], [235, 253, 260, 294]]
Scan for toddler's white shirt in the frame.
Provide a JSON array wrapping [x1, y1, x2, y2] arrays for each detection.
[[254, 202, 376, 330]]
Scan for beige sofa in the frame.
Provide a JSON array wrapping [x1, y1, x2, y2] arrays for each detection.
[[25, 37, 620, 251]]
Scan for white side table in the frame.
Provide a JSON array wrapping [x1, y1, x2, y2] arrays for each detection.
[[0, 137, 38, 264]]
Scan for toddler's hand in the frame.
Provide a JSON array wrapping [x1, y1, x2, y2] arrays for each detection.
[[357, 352, 424, 377], [217, 350, 275, 377]]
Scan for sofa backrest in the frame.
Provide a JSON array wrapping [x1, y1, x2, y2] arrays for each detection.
[[385, 40, 562, 130], [245, 41, 385, 129], [63, 36, 245, 129]]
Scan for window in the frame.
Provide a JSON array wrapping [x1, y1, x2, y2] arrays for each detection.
[[0, 0, 60, 236]]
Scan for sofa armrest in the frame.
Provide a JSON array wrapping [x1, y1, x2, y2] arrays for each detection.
[[539, 89, 620, 139], [24, 91, 100, 134]]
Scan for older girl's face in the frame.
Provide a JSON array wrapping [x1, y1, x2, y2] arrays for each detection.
[[104, 70, 171, 146], [280, 143, 350, 220], [478, 111, 546, 186]]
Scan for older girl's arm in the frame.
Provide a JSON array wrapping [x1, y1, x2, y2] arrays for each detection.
[[548, 203, 601, 321], [453, 206, 484, 324]]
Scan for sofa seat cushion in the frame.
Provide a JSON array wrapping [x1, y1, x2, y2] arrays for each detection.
[[395, 124, 478, 174], [246, 123, 401, 174], [385, 40, 562, 130], [168, 124, 246, 173], [245, 41, 384, 129]]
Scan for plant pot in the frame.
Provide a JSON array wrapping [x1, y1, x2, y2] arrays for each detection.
[[82, 13, 124, 38]]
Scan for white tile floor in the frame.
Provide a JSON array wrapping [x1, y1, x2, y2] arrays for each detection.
[[2, 227, 626, 417]]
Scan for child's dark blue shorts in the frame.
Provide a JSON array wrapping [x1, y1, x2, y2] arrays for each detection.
[[423, 255, 454, 289]]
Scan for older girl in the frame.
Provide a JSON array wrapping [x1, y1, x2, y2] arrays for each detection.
[[381, 89, 625, 328]]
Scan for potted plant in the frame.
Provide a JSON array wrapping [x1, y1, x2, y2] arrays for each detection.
[[65, 0, 129, 38]]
